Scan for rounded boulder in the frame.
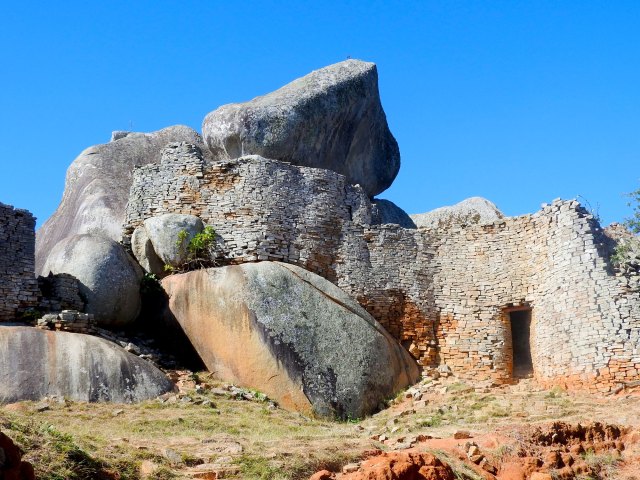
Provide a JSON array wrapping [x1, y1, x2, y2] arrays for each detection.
[[0, 326, 175, 403], [41, 234, 143, 327], [162, 261, 419, 419], [202, 60, 400, 197], [143, 213, 204, 269]]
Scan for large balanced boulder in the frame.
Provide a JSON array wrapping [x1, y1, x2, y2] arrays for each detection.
[[142, 213, 204, 270], [41, 234, 143, 327], [410, 197, 504, 229], [162, 261, 419, 418], [36, 126, 203, 274], [0, 326, 175, 402], [202, 59, 400, 197]]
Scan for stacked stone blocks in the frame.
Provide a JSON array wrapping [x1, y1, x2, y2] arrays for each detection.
[[123, 143, 640, 393], [36, 310, 97, 335], [0, 203, 38, 321]]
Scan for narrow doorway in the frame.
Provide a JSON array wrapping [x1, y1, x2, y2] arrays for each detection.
[[509, 309, 533, 378]]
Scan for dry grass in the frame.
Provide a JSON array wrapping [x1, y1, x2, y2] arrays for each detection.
[[2, 377, 638, 479], [1, 380, 367, 479]]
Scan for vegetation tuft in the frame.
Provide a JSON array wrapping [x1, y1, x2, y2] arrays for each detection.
[[166, 225, 219, 273]]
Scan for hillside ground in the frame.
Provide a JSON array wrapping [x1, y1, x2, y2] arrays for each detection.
[[1, 372, 639, 480]]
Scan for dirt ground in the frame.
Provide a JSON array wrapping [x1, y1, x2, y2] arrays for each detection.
[[1, 372, 639, 479]]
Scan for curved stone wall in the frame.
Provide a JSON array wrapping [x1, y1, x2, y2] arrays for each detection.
[[123, 143, 640, 392]]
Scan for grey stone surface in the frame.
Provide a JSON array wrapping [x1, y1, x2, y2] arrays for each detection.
[[124, 146, 640, 391], [131, 226, 164, 275], [371, 199, 416, 228], [41, 234, 143, 327], [0, 203, 38, 321], [144, 213, 204, 269], [162, 262, 419, 418], [202, 59, 400, 197], [410, 197, 504, 229], [36, 125, 204, 275], [0, 326, 175, 403], [111, 130, 131, 141]]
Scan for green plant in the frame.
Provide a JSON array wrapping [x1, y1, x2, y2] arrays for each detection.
[[624, 184, 640, 233], [344, 414, 361, 424], [544, 386, 565, 399], [235, 454, 282, 480], [416, 413, 443, 428], [166, 226, 219, 274], [610, 241, 632, 266], [175, 229, 189, 253], [581, 448, 621, 479], [187, 226, 217, 259], [140, 273, 162, 295]]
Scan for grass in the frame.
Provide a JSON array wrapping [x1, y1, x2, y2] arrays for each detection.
[[430, 449, 485, 480], [580, 449, 622, 479], [1, 376, 635, 479], [1, 415, 127, 479], [0, 379, 365, 479]]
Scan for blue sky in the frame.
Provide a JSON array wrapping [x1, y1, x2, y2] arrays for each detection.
[[1, 1, 639, 227]]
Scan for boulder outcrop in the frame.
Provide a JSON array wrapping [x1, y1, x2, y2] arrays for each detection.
[[0, 326, 175, 402], [410, 197, 504, 229], [131, 225, 165, 275], [35, 125, 203, 274], [123, 139, 640, 392], [161, 262, 419, 418], [140, 213, 204, 271], [41, 234, 143, 327], [202, 59, 400, 197], [371, 199, 417, 228]]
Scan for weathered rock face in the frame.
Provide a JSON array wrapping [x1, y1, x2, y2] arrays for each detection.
[[202, 59, 400, 197], [143, 213, 204, 269], [41, 234, 143, 327], [131, 226, 164, 275], [124, 144, 640, 392], [0, 326, 175, 403], [410, 197, 504, 229], [371, 199, 417, 228], [36, 125, 203, 274], [162, 262, 419, 418]]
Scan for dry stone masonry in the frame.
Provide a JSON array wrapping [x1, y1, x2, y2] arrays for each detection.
[[0, 203, 38, 321], [36, 310, 97, 335], [1, 203, 87, 322], [37, 273, 85, 313], [124, 143, 640, 393]]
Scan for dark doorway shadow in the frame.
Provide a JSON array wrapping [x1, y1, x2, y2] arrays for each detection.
[[509, 309, 533, 379]]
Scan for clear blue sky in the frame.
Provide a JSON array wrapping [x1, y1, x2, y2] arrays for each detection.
[[1, 1, 639, 227]]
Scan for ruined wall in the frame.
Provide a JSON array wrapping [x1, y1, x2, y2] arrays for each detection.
[[38, 273, 85, 313], [123, 144, 640, 392], [418, 202, 640, 391], [0, 203, 38, 320], [123, 142, 371, 283]]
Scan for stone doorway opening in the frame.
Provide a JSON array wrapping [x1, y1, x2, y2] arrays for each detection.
[[509, 308, 533, 378]]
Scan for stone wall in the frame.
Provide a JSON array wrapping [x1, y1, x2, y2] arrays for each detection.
[[0, 203, 38, 321], [37, 273, 85, 313], [123, 143, 640, 392]]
